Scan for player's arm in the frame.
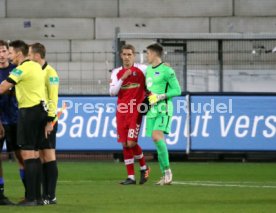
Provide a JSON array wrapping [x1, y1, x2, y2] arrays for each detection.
[[148, 67, 181, 105], [109, 69, 131, 96], [109, 70, 122, 96], [0, 80, 14, 95], [0, 68, 23, 95], [164, 67, 181, 98]]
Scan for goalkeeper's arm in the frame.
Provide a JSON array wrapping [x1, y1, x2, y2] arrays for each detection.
[[148, 68, 181, 105], [165, 68, 181, 98]]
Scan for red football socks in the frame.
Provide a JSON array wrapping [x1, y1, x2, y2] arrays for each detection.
[[132, 144, 146, 170], [123, 147, 135, 179]]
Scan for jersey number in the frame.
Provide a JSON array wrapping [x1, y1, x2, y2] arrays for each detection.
[[128, 125, 140, 139]]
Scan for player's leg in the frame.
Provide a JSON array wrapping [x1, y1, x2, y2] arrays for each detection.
[[152, 130, 172, 185], [147, 115, 172, 185], [3, 124, 26, 197], [14, 150, 26, 196], [0, 138, 14, 205], [0, 139, 5, 199], [128, 115, 150, 184], [130, 142, 150, 184], [130, 142, 146, 170], [0, 155, 4, 199], [148, 115, 173, 185], [146, 117, 165, 174], [131, 143, 146, 170], [146, 118, 166, 185], [121, 142, 136, 185], [117, 114, 135, 185]]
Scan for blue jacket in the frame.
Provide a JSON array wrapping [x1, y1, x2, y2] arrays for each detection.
[[0, 63, 18, 125]]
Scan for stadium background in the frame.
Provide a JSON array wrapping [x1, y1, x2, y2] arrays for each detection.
[[0, 0, 275, 160]]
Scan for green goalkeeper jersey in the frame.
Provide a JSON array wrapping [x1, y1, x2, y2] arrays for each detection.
[[146, 63, 181, 118]]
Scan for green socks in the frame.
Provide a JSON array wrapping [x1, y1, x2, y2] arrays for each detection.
[[155, 140, 170, 175]]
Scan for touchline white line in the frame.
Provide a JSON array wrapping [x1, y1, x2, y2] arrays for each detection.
[[173, 181, 276, 189]]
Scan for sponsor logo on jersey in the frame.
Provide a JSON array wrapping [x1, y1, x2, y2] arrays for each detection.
[[121, 83, 140, 90], [154, 72, 160, 76]]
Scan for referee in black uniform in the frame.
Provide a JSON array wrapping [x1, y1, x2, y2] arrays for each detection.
[[0, 40, 46, 206]]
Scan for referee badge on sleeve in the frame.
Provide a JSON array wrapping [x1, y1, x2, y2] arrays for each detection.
[[49, 77, 59, 85], [11, 69, 23, 76]]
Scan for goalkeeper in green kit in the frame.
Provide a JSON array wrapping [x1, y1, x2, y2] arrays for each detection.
[[145, 43, 181, 185]]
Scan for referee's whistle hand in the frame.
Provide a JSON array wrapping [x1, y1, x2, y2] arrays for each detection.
[[45, 122, 54, 139]]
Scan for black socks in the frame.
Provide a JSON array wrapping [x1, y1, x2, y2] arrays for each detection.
[[42, 161, 58, 200], [24, 158, 42, 201]]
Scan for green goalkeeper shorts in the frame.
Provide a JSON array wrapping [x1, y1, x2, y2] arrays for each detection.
[[146, 115, 172, 137]]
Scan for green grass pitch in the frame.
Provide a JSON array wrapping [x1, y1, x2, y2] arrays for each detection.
[[1, 161, 276, 212]]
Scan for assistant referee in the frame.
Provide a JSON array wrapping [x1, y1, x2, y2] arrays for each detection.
[[0, 40, 46, 206], [29, 43, 59, 205]]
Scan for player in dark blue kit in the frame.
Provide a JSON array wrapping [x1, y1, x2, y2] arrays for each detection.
[[0, 40, 24, 205]]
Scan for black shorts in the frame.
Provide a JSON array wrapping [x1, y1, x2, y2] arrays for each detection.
[[40, 122, 58, 150], [17, 104, 47, 151], [0, 124, 20, 152]]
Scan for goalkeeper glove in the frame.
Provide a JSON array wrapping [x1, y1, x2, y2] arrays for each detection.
[[148, 93, 166, 105]]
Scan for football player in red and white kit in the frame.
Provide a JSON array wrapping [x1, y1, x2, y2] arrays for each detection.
[[110, 44, 150, 185]]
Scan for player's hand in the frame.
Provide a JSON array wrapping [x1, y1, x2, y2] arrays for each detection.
[[121, 69, 132, 80], [45, 122, 54, 139], [148, 93, 166, 105], [0, 123, 4, 139]]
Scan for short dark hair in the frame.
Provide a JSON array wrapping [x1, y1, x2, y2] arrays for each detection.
[[0, 40, 9, 49], [147, 43, 163, 57], [9, 40, 29, 57], [29, 43, 46, 59], [121, 44, 136, 54]]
